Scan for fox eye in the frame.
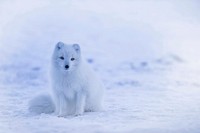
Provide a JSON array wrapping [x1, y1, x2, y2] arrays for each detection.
[[71, 58, 75, 61], [59, 56, 64, 60]]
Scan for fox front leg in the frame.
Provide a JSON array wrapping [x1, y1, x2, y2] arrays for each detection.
[[54, 93, 67, 117], [74, 92, 86, 116]]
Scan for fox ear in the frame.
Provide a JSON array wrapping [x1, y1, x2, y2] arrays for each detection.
[[73, 44, 80, 53], [56, 42, 64, 50]]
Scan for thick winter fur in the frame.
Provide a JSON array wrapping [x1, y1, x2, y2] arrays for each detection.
[[51, 42, 104, 116], [29, 94, 55, 114], [29, 42, 104, 116]]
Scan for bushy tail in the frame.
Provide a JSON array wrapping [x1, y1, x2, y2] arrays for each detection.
[[28, 94, 55, 114]]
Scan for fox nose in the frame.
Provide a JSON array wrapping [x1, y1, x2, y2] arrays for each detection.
[[65, 65, 69, 69]]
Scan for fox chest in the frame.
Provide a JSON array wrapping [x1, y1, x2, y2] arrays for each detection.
[[56, 77, 83, 98]]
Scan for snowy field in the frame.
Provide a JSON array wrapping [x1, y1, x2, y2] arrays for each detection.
[[0, 0, 200, 133]]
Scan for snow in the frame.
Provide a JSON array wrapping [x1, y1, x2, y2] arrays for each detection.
[[0, 0, 200, 133]]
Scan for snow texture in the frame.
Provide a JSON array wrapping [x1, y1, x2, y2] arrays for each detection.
[[0, 0, 200, 133]]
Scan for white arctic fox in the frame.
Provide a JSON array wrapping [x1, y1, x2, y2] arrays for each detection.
[[29, 42, 104, 116]]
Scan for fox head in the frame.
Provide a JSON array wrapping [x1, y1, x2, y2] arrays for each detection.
[[52, 42, 81, 72]]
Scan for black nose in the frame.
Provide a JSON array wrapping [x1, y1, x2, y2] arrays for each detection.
[[65, 65, 69, 69]]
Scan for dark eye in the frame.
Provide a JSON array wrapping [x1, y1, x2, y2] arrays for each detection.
[[71, 58, 75, 61], [59, 56, 64, 60]]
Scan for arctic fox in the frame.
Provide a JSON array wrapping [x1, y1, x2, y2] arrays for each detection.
[[29, 42, 104, 116]]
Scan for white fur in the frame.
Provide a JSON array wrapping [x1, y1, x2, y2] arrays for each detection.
[[28, 94, 55, 114], [51, 42, 104, 116]]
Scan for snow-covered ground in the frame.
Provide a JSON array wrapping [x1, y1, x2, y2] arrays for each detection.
[[0, 0, 200, 133]]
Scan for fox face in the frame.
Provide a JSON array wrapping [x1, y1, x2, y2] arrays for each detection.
[[52, 42, 81, 72]]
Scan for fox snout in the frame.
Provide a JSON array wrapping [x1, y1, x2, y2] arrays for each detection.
[[65, 65, 69, 69]]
